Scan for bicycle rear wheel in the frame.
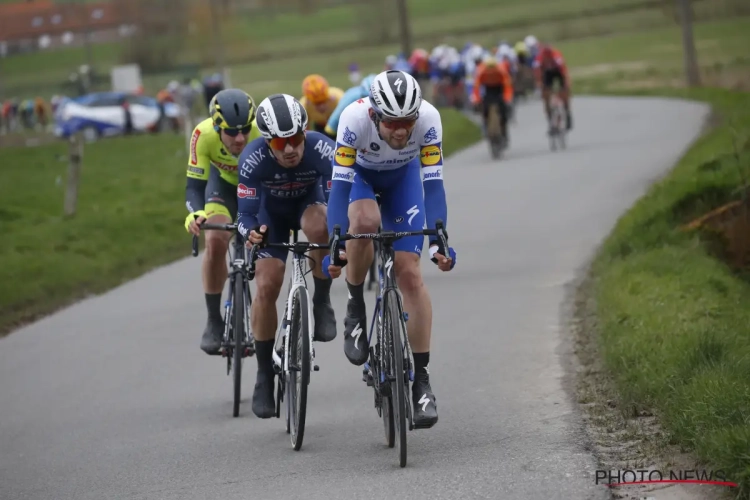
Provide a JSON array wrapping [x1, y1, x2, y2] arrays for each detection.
[[288, 287, 311, 451], [232, 276, 244, 418], [487, 103, 503, 159], [384, 290, 408, 467]]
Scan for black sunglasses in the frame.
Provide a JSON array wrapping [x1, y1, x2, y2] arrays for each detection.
[[222, 125, 253, 137]]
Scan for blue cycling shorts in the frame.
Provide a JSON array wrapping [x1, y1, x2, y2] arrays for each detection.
[[349, 157, 426, 256], [257, 186, 326, 262]]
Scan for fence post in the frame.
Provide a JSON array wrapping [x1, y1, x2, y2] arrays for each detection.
[[64, 134, 83, 217]]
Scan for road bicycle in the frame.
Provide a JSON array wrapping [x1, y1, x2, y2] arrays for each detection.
[[329, 220, 449, 468], [191, 223, 256, 418], [248, 230, 328, 451], [486, 101, 506, 160], [548, 91, 567, 151]]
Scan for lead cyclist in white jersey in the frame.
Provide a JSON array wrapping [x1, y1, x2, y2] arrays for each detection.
[[323, 70, 457, 429]]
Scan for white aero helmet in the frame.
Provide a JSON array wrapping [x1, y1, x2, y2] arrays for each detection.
[[369, 70, 422, 120], [256, 93, 308, 139], [524, 35, 538, 48]]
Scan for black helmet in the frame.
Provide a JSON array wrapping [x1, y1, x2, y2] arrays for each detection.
[[209, 89, 256, 130]]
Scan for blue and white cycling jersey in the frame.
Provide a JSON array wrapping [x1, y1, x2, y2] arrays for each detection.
[[326, 98, 448, 255]]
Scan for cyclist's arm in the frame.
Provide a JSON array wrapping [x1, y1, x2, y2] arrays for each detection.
[[418, 104, 448, 230], [313, 133, 335, 203], [236, 147, 264, 239], [502, 70, 514, 104], [185, 127, 210, 213], [471, 65, 484, 103], [324, 88, 361, 138], [326, 107, 361, 236]]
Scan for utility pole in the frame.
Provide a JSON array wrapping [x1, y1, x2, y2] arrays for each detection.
[[209, 0, 225, 76], [395, 0, 413, 56], [676, 0, 701, 86]]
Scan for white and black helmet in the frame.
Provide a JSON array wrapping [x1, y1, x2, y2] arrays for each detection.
[[255, 93, 308, 139], [368, 70, 422, 120]]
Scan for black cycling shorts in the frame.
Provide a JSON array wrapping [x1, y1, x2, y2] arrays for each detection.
[[205, 166, 238, 221], [542, 68, 565, 90]]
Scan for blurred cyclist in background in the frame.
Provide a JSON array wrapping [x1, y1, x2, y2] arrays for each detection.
[[300, 74, 344, 140], [471, 54, 513, 145], [533, 44, 573, 133], [324, 73, 377, 138]]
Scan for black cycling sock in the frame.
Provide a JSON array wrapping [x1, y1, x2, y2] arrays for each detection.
[[346, 280, 365, 304], [413, 351, 430, 375], [205, 293, 222, 322], [255, 339, 275, 375], [313, 276, 332, 304]]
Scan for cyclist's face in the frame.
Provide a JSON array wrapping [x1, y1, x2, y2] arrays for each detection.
[[375, 113, 417, 150], [268, 132, 306, 168], [220, 128, 250, 155]]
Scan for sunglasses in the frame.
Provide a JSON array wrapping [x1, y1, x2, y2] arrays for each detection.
[[267, 132, 306, 151], [380, 116, 418, 130], [222, 125, 253, 137]]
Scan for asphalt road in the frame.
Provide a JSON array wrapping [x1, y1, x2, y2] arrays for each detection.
[[0, 96, 709, 500]]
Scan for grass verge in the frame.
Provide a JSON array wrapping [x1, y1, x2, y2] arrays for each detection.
[[0, 108, 479, 336], [588, 88, 750, 498]]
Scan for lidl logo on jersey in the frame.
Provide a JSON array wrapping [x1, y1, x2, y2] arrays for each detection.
[[420, 145, 442, 166], [334, 146, 356, 167], [237, 184, 257, 198], [190, 129, 201, 165]]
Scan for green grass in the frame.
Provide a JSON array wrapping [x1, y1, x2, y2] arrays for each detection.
[[591, 88, 750, 498], [0, 108, 479, 335], [3, 0, 746, 98]]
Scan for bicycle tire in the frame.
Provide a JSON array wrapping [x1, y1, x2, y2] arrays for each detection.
[[384, 290, 408, 467], [232, 276, 244, 418], [288, 287, 310, 451], [382, 384, 395, 448]]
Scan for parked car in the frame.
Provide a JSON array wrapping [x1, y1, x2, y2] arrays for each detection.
[[54, 91, 181, 141]]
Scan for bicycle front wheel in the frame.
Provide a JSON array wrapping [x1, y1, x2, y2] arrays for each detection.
[[288, 286, 311, 451], [232, 276, 245, 418], [384, 290, 408, 467]]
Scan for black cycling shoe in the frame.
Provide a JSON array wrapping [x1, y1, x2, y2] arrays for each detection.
[[200, 318, 224, 355], [252, 371, 275, 419], [313, 300, 337, 342], [343, 297, 369, 366], [412, 370, 438, 429]]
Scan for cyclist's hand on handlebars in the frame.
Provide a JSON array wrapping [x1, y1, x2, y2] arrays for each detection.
[[245, 225, 267, 248], [430, 245, 455, 271], [322, 250, 347, 279], [185, 210, 207, 236]]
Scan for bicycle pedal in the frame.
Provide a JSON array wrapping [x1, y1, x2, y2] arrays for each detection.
[[313, 365, 319, 372]]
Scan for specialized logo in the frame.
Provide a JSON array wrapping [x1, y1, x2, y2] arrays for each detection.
[[420, 145, 442, 166], [418, 393, 430, 412], [423, 127, 438, 143], [189, 129, 200, 165], [237, 184, 256, 198], [334, 146, 356, 167], [394, 78, 403, 94], [407, 205, 420, 226], [351, 324, 363, 349], [385, 257, 393, 278], [342, 127, 357, 146]]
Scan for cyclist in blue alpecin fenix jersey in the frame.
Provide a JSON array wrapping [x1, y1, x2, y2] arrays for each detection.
[[323, 70, 457, 430], [236, 93, 337, 419], [323, 73, 376, 139]]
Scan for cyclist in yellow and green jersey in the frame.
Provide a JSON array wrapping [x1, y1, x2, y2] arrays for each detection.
[[184, 88, 261, 355]]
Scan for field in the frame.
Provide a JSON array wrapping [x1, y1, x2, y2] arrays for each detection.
[[2, 0, 748, 98], [0, 108, 480, 335]]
